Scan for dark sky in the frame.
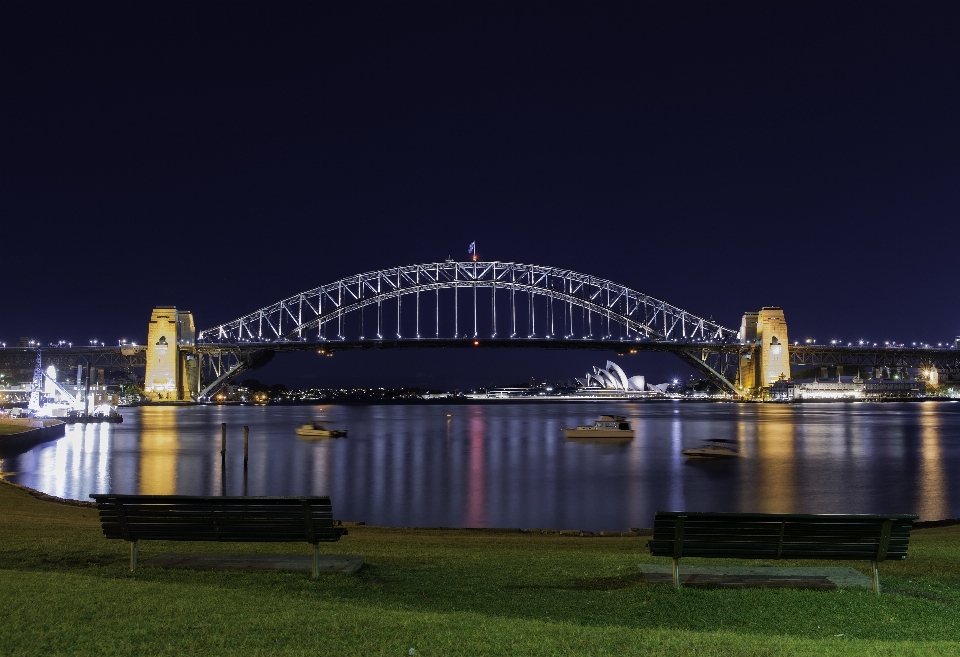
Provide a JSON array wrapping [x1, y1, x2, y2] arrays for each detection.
[[2, 1, 959, 389]]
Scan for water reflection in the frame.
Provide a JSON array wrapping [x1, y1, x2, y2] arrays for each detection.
[[3, 402, 959, 530], [464, 406, 487, 527], [139, 407, 179, 495], [918, 402, 946, 521], [754, 406, 796, 513]]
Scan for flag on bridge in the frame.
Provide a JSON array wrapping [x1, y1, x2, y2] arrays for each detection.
[[468, 242, 475, 255]]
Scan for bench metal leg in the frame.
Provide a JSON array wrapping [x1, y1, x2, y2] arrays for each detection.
[[130, 540, 138, 572], [313, 544, 319, 579], [871, 561, 880, 595], [672, 558, 681, 590]]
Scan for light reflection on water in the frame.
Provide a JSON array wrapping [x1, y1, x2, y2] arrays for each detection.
[[2, 402, 958, 530]]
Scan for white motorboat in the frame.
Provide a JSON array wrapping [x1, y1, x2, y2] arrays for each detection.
[[563, 415, 634, 439], [682, 439, 738, 459], [295, 421, 347, 438]]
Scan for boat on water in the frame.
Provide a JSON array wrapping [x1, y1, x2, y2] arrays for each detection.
[[562, 415, 634, 439], [682, 439, 738, 459], [295, 421, 347, 438], [64, 407, 123, 424]]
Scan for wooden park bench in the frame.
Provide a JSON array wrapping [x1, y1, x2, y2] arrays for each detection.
[[647, 511, 918, 594], [90, 495, 348, 578]]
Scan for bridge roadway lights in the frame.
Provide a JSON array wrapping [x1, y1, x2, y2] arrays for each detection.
[[193, 338, 750, 398]]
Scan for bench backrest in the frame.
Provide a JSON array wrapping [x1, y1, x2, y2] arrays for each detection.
[[90, 495, 345, 544], [648, 512, 917, 562]]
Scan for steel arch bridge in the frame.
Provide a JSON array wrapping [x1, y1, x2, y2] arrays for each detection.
[[195, 261, 744, 397], [200, 261, 737, 344]]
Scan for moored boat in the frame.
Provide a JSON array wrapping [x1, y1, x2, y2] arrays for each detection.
[[64, 409, 123, 423], [562, 415, 634, 439], [682, 439, 738, 459], [295, 421, 347, 438]]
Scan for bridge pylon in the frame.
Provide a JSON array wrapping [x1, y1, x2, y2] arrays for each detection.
[[737, 307, 790, 397], [144, 307, 198, 402]]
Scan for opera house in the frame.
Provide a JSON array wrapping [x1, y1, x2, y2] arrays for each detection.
[[575, 361, 646, 397], [470, 360, 649, 400]]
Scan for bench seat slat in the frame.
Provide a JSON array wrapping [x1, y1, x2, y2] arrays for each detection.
[[100, 510, 330, 517], [654, 522, 912, 531], [113, 515, 336, 523], [653, 512, 916, 520]]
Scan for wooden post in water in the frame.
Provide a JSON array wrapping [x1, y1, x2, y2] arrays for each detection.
[[243, 426, 249, 468], [220, 422, 227, 495]]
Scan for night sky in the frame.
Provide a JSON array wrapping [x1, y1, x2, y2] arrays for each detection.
[[2, 2, 959, 390]]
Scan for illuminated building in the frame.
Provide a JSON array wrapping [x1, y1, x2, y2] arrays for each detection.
[[773, 378, 864, 401], [773, 375, 926, 401], [577, 361, 645, 394], [864, 379, 925, 399]]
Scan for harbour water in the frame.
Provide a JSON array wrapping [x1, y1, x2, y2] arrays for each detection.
[[2, 401, 958, 531]]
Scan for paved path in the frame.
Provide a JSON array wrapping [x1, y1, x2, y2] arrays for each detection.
[[143, 553, 364, 574], [639, 565, 873, 589]]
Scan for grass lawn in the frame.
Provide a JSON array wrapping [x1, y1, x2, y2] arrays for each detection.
[[1, 480, 958, 656], [0, 420, 63, 436]]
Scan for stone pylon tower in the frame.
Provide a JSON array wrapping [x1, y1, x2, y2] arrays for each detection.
[[738, 312, 759, 392], [738, 307, 790, 396], [144, 307, 197, 402], [757, 307, 790, 386]]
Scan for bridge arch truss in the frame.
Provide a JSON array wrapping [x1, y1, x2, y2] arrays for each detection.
[[199, 261, 738, 346]]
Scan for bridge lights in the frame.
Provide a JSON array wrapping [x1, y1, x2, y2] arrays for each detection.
[[473, 340, 480, 346]]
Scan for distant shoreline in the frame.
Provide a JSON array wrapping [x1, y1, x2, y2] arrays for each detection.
[[178, 397, 956, 407]]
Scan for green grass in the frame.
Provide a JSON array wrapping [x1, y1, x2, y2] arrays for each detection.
[[0, 419, 62, 435], [2, 480, 959, 656]]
